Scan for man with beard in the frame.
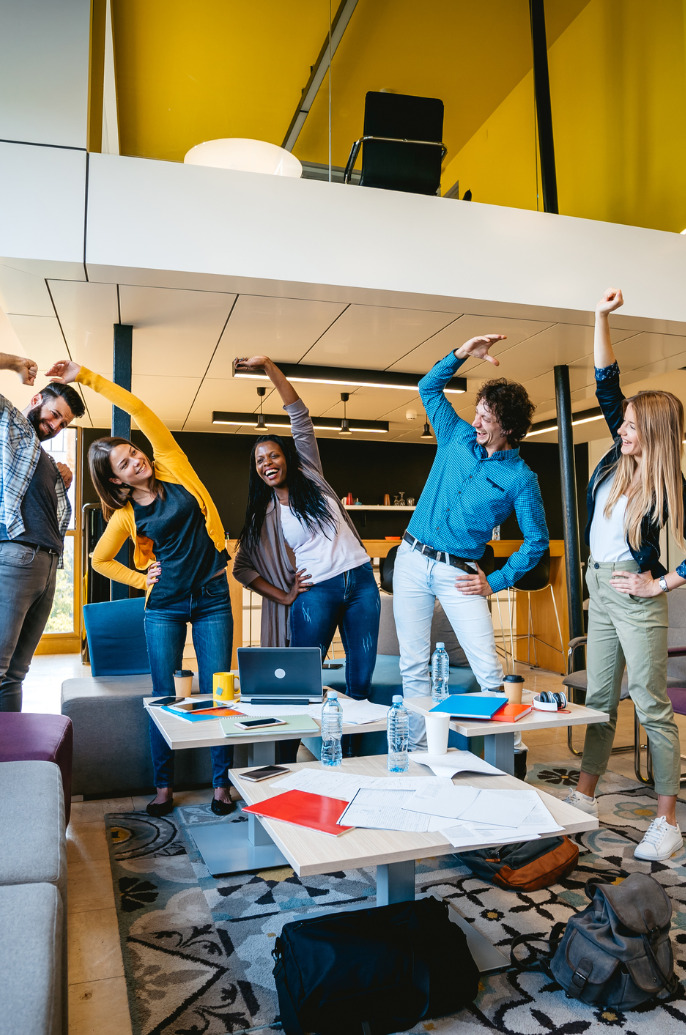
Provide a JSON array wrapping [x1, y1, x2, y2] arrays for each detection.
[[0, 352, 85, 710]]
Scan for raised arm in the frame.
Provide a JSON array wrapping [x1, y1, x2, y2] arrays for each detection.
[[0, 352, 38, 387], [45, 359, 179, 460], [594, 288, 623, 369], [593, 289, 625, 437], [420, 335, 505, 443], [234, 354, 323, 473]]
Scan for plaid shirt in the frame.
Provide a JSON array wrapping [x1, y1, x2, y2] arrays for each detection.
[[407, 352, 549, 593], [0, 392, 70, 560]]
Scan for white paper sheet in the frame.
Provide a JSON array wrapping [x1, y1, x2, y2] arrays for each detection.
[[409, 749, 504, 778], [338, 788, 446, 832], [406, 785, 541, 828], [271, 768, 448, 802], [338, 699, 389, 724], [439, 823, 541, 849]]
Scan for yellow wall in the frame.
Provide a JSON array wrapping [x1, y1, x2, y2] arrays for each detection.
[[445, 0, 686, 232]]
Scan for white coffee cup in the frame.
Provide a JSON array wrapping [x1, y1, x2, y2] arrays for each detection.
[[424, 712, 450, 755]]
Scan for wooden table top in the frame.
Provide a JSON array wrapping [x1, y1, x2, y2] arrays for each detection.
[[229, 753, 597, 878]]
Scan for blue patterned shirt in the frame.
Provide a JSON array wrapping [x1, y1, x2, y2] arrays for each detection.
[[0, 392, 70, 557], [407, 352, 549, 593]]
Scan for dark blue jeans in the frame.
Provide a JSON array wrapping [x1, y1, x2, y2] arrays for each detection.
[[144, 574, 233, 789], [290, 561, 380, 697]]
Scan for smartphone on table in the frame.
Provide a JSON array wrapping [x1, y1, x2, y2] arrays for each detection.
[[149, 696, 191, 707], [241, 765, 290, 782], [234, 717, 288, 730]]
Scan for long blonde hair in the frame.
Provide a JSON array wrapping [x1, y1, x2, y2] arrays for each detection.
[[605, 390, 686, 550]]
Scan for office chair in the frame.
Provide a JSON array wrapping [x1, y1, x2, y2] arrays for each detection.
[[343, 91, 446, 195], [82, 597, 151, 677]]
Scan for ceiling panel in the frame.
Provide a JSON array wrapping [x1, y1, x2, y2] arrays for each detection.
[[48, 280, 119, 375], [119, 284, 236, 377], [206, 295, 347, 379], [130, 374, 202, 422], [0, 265, 54, 316], [304, 304, 454, 368], [392, 314, 555, 375], [7, 314, 66, 367]]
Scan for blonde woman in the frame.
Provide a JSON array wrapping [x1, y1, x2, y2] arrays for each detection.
[[565, 289, 686, 861]]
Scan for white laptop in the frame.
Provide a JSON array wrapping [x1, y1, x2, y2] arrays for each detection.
[[237, 647, 324, 705]]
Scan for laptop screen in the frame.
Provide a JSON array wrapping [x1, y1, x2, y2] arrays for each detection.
[[237, 647, 324, 705]]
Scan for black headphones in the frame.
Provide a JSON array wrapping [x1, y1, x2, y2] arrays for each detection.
[[533, 690, 568, 711]]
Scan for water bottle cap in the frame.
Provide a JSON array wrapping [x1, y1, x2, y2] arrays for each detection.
[[392, 695, 403, 704], [327, 691, 338, 699], [436, 642, 445, 649]]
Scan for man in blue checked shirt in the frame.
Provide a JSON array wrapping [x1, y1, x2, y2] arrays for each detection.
[[0, 352, 85, 711], [393, 334, 549, 765]]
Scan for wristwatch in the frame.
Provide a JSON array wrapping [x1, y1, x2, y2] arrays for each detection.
[[659, 575, 670, 594]]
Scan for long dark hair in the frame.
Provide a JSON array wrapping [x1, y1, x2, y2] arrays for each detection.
[[88, 436, 165, 521], [238, 435, 336, 551]]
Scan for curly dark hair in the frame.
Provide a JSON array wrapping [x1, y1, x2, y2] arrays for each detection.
[[475, 378, 535, 447], [238, 435, 336, 552]]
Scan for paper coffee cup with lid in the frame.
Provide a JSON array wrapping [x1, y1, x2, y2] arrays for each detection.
[[173, 669, 194, 697], [503, 673, 525, 704]]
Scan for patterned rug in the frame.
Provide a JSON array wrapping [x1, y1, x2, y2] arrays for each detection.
[[105, 764, 686, 1035]]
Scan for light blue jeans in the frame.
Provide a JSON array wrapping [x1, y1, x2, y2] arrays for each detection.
[[392, 540, 504, 748]]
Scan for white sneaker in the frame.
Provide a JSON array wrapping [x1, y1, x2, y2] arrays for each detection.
[[634, 817, 684, 861], [563, 789, 599, 817]]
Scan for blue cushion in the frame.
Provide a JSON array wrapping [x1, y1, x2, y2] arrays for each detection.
[[82, 597, 151, 676]]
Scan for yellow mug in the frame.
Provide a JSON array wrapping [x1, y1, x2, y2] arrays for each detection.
[[213, 671, 237, 705]]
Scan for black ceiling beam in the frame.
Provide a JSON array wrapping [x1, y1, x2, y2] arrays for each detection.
[[529, 0, 558, 214]]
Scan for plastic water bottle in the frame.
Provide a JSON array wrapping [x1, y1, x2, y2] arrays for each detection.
[[431, 642, 450, 702], [387, 695, 410, 772], [320, 691, 343, 767]]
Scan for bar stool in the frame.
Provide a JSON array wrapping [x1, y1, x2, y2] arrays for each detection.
[[496, 548, 564, 670]]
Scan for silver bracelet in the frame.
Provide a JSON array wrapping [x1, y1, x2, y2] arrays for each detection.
[[659, 575, 670, 594]]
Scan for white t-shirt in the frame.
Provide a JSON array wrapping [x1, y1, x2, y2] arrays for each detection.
[[279, 499, 370, 584], [589, 473, 633, 563]]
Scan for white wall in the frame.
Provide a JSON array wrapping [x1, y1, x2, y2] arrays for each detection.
[[0, 0, 91, 149]]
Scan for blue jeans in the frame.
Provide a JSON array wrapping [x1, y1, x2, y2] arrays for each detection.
[[144, 574, 233, 789], [290, 562, 380, 697], [0, 542, 58, 712]]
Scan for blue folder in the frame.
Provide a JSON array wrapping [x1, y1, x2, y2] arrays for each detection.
[[430, 693, 508, 719]]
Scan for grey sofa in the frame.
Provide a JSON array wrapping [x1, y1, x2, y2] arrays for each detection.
[[0, 760, 67, 1035], [61, 673, 215, 797]]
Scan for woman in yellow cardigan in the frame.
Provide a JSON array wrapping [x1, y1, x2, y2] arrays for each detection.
[[47, 359, 234, 819]]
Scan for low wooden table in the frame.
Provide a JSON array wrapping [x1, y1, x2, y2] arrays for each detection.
[[144, 695, 388, 876], [230, 753, 598, 971], [404, 693, 610, 774]]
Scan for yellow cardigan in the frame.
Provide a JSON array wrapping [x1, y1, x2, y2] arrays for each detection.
[[79, 367, 227, 594]]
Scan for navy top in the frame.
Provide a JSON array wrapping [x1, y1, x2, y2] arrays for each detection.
[[133, 482, 228, 608], [587, 361, 686, 579], [406, 351, 548, 592], [16, 449, 63, 554]]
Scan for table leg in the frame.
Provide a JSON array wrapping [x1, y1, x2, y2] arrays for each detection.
[[483, 731, 514, 774], [187, 741, 288, 877], [376, 860, 416, 905]]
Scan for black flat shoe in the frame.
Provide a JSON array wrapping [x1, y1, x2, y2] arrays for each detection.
[[210, 796, 236, 817], [146, 798, 175, 817]]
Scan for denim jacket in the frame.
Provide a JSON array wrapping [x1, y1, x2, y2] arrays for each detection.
[[585, 362, 686, 579]]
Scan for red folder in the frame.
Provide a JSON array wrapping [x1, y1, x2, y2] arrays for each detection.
[[490, 702, 532, 722], [241, 790, 353, 836]]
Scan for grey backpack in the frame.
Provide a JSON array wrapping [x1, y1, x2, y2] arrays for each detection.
[[513, 872, 679, 1009]]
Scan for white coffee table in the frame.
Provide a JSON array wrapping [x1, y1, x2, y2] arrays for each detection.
[[404, 693, 609, 774], [144, 696, 389, 875], [230, 753, 598, 972]]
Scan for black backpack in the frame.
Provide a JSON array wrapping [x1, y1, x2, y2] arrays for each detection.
[[512, 872, 679, 1009], [272, 896, 479, 1035]]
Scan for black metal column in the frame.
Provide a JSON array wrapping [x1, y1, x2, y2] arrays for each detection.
[[111, 324, 133, 600], [529, 0, 558, 214], [555, 365, 584, 667]]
